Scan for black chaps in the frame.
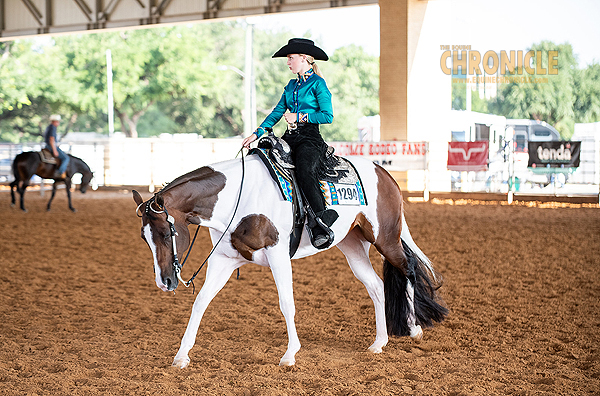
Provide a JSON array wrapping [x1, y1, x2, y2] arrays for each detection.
[[281, 123, 328, 215]]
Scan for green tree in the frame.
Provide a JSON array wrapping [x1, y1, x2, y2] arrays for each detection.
[[573, 62, 600, 123], [323, 45, 379, 141], [489, 41, 577, 138], [0, 40, 83, 142], [56, 25, 229, 138], [451, 80, 466, 111], [253, 28, 299, 137], [1, 23, 381, 142], [0, 42, 30, 113], [325, 44, 379, 141]]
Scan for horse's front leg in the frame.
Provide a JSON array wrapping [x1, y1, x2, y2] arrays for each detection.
[[266, 246, 301, 366], [47, 182, 58, 211], [64, 180, 76, 212], [172, 255, 242, 369]]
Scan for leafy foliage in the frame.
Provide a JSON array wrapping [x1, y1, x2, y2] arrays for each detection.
[[488, 42, 577, 138], [451, 41, 600, 140], [0, 23, 379, 142], [325, 45, 379, 141], [573, 63, 600, 124]]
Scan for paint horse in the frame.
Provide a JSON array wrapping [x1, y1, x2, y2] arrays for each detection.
[[10, 150, 93, 212], [133, 153, 447, 368]]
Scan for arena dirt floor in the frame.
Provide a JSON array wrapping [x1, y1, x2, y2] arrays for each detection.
[[0, 187, 599, 395]]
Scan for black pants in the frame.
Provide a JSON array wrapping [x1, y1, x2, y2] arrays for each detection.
[[282, 124, 327, 215]]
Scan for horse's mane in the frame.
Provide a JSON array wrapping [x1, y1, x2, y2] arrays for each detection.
[[68, 154, 92, 173], [156, 166, 216, 196]]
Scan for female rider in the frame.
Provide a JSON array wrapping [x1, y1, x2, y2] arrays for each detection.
[[242, 38, 337, 249]]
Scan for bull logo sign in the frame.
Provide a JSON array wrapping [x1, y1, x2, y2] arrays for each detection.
[[447, 141, 489, 171]]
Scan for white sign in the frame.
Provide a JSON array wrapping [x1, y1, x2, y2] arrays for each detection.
[[328, 141, 428, 171], [322, 182, 367, 206]]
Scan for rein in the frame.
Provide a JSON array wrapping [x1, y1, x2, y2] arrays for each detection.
[[140, 148, 246, 293]]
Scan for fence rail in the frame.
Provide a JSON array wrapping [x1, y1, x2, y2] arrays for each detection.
[[1, 137, 598, 202]]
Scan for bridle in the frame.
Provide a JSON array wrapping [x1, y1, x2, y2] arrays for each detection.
[[136, 148, 246, 292]]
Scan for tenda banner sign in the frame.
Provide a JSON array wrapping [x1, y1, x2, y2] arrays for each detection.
[[528, 141, 581, 168], [447, 141, 489, 171], [328, 141, 428, 171]]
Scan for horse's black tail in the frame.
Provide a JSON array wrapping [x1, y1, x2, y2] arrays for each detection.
[[10, 153, 23, 187], [11, 154, 18, 181], [383, 239, 448, 336]]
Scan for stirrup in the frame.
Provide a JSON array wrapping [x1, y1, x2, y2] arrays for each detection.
[[313, 233, 330, 248], [308, 217, 334, 249]]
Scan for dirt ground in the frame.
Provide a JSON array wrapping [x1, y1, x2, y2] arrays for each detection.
[[0, 188, 599, 395]]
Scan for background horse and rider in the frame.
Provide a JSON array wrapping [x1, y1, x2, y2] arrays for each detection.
[[10, 150, 93, 212], [133, 147, 448, 368]]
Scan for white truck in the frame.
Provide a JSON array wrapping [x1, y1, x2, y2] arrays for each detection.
[[505, 119, 563, 190]]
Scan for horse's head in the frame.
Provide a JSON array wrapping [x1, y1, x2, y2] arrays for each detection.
[[79, 171, 93, 194], [133, 190, 191, 292]]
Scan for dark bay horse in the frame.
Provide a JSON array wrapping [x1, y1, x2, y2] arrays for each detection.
[[10, 151, 93, 212], [133, 154, 447, 368]]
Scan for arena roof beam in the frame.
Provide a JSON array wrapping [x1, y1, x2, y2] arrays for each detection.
[[72, 0, 93, 21], [98, 0, 124, 22], [153, 0, 173, 17], [205, 0, 226, 19], [265, 0, 282, 13], [21, 0, 43, 26], [1, 0, 377, 40]]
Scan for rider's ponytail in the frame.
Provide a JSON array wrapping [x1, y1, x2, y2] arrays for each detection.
[[304, 55, 324, 79]]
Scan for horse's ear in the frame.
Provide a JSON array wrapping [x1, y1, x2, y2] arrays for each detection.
[[133, 190, 143, 206], [156, 194, 164, 208]]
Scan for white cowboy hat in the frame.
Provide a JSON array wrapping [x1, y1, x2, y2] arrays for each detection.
[[50, 114, 61, 121]]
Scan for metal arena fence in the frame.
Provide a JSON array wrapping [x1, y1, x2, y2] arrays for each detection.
[[1, 135, 598, 199]]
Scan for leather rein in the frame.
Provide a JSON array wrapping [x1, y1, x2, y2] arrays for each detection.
[[137, 148, 246, 292]]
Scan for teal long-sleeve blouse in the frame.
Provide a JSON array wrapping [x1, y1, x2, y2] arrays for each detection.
[[256, 69, 333, 137]]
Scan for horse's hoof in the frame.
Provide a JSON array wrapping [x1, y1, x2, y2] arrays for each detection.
[[172, 357, 190, 369], [368, 345, 383, 354], [279, 356, 296, 366], [368, 339, 388, 353], [410, 325, 423, 342]]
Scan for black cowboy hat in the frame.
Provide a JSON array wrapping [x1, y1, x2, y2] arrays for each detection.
[[272, 38, 329, 61]]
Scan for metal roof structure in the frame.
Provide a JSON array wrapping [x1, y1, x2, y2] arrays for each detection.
[[0, 0, 376, 40]]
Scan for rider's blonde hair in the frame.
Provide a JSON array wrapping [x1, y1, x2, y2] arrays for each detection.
[[304, 55, 324, 79]]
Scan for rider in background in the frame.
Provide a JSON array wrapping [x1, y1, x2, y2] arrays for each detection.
[[242, 38, 338, 249], [44, 114, 69, 179]]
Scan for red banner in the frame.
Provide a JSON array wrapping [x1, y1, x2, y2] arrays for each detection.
[[447, 141, 489, 171]]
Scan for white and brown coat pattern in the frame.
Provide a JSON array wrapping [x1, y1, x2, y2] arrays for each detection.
[[134, 155, 446, 368]]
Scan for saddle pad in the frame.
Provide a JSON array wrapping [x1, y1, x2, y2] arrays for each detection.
[[251, 148, 294, 202], [252, 148, 367, 207]]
